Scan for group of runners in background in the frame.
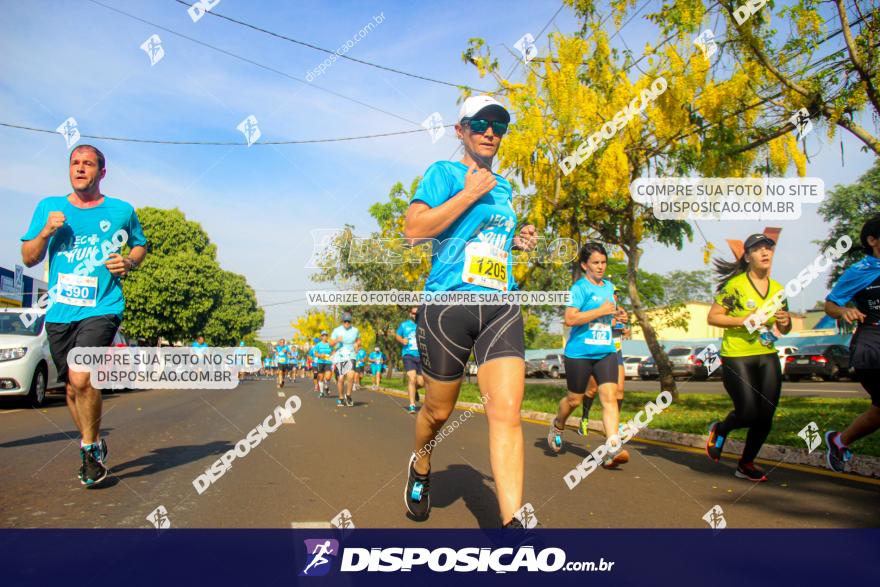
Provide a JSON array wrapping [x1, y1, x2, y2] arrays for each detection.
[[260, 308, 426, 412]]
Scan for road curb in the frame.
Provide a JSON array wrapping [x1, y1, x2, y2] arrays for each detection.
[[376, 386, 880, 480]]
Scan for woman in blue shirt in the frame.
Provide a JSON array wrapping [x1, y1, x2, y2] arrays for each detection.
[[402, 95, 537, 527], [549, 243, 630, 469], [824, 214, 880, 471]]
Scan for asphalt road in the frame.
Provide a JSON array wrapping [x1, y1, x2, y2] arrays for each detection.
[[523, 377, 867, 399], [1, 378, 877, 529]]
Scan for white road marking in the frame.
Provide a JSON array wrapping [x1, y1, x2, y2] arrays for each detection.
[[0, 409, 25, 415]]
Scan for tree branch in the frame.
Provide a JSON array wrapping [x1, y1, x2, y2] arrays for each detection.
[[834, 0, 880, 113]]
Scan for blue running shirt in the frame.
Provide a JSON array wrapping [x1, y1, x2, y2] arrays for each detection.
[[412, 161, 517, 292], [22, 195, 147, 324], [396, 319, 420, 357], [564, 277, 617, 359]]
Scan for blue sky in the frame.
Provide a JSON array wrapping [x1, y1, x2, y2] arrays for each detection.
[[1, 0, 876, 339]]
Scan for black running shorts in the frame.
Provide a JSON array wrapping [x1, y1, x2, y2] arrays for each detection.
[[403, 355, 422, 375], [853, 368, 880, 406], [564, 353, 618, 393], [416, 303, 524, 382], [45, 314, 121, 383]]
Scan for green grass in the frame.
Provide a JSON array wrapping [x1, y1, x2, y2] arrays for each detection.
[[381, 376, 880, 457]]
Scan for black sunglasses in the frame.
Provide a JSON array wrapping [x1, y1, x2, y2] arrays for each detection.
[[463, 118, 508, 137]]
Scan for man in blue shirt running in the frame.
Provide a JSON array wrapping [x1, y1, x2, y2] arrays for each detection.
[[21, 145, 147, 488], [368, 346, 384, 389], [274, 338, 293, 388], [396, 307, 424, 414], [313, 332, 334, 397], [354, 341, 367, 391], [330, 312, 360, 407]]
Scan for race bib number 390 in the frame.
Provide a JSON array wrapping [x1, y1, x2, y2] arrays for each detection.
[[463, 241, 508, 290], [56, 273, 98, 307]]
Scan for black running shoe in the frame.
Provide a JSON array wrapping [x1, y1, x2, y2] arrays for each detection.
[[825, 430, 852, 473], [78, 446, 86, 481], [345, 395, 354, 407], [503, 517, 524, 529], [98, 439, 108, 463], [404, 454, 431, 521], [82, 443, 108, 487], [734, 462, 767, 482], [706, 420, 725, 462]]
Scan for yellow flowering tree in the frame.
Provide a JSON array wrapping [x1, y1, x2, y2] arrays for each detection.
[[460, 0, 867, 395]]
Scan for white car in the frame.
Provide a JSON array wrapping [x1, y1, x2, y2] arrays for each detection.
[[623, 356, 648, 379], [0, 308, 64, 407], [777, 345, 799, 375]]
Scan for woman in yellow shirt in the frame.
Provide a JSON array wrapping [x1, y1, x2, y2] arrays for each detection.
[[705, 234, 791, 482]]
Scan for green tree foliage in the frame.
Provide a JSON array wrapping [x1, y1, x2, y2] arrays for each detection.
[[121, 207, 263, 345], [816, 158, 880, 285], [203, 271, 265, 345]]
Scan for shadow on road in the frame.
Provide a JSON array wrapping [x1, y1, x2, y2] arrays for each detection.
[[0, 428, 115, 449], [111, 441, 233, 480], [633, 442, 880, 527], [427, 464, 500, 528]]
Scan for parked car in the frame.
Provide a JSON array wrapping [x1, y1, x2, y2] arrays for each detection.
[[776, 345, 799, 374], [541, 353, 565, 379], [638, 356, 659, 380], [784, 344, 851, 381], [525, 357, 545, 378], [623, 356, 647, 379], [667, 346, 706, 378], [0, 308, 65, 407]]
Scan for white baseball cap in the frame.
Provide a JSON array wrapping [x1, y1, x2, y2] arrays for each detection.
[[458, 95, 511, 123]]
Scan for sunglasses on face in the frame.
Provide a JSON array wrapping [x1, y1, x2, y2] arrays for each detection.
[[463, 118, 508, 137]]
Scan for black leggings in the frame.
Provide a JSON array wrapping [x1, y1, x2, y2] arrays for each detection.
[[716, 354, 782, 464]]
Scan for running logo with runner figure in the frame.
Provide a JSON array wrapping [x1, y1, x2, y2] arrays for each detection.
[[702, 505, 727, 530], [300, 539, 339, 577], [798, 421, 822, 453]]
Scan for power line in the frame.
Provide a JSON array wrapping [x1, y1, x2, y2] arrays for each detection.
[[0, 121, 450, 145], [171, 0, 490, 93], [85, 0, 422, 127]]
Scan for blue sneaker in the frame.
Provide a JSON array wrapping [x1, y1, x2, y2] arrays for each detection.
[[336, 398, 344, 407], [825, 431, 852, 473], [78, 439, 107, 480], [548, 419, 563, 453], [82, 443, 108, 487], [404, 454, 430, 521], [706, 420, 725, 462]]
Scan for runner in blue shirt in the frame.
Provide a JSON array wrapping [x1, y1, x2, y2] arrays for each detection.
[[402, 95, 538, 526], [313, 332, 334, 397], [578, 290, 629, 437], [308, 339, 320, 393], [368, 346, 384, 389], [329, 312, 361, 407], [824, 214, 880, 471], [396, 307, 425, 414], [354, 341, 367, 391], [297, 345, 308, 380], [548, 243, 630, 471], [20, 145, 147, 487], [274, 338, 293, 388]]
